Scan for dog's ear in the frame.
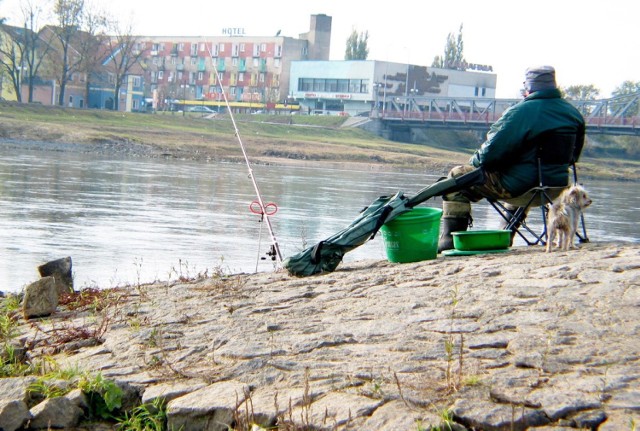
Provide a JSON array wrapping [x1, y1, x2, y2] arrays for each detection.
[[567, 187, 579, 206]]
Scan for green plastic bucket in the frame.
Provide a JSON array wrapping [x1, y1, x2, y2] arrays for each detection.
[[380, 207, 443, 263]]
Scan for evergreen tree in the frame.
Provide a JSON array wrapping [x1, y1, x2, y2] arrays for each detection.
[[344, 28, 369, 60], [432, 23, 465, 70]]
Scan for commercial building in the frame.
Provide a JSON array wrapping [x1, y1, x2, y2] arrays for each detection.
[[289, 60, 497, 116]]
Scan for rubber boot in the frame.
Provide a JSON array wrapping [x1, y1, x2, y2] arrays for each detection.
[[438, 201, 471, 253]]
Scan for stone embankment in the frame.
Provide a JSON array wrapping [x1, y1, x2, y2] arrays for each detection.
[[1, 242, 639, 430]]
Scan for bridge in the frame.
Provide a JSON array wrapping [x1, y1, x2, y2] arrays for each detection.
[[374, 91, 640, 137]]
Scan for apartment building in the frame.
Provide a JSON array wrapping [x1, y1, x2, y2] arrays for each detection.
[[137, 14, 332, 111]]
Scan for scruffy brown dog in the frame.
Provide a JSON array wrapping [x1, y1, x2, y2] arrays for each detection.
[[545, 185, 592, 252]]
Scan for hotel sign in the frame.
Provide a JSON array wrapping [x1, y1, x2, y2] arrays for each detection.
[[222, 28, 246, 36]]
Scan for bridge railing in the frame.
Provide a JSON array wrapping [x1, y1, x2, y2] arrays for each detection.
[[378, 93, 640, 131]]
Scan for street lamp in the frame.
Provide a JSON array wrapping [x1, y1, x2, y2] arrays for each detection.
[[409, 87, 418, 118]]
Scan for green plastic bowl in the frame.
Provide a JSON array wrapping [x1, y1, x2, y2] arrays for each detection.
[[452, 230, 511, 251]]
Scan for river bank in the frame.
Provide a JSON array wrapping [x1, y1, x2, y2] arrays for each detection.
[[2, 241, 639, 430], [1, 101, 640, 181]]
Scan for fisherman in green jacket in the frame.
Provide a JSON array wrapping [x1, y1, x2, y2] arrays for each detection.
[[438, 65, 586, 252]]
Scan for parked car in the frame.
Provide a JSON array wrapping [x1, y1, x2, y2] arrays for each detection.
[[188, 106, 217, 114]]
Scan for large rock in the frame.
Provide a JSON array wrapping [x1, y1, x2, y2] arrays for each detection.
[[37, 256, 73, 296], [28, 397, 83, 429], [167, 380, 249, 431], [0, 377, 36, 403], [0, 399, 31, 431], [22, 276, 58, 319]]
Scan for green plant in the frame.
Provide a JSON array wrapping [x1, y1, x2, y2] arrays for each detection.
[[432, 407, 455, 431], [78, 372, 124, 419], [28, 377, 71, 399], [1, 343, 37, 377], [0, 294, 21, 342], [117, 397, 168, 431]]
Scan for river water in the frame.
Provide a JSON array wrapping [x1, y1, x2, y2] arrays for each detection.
[[1, 143, 638, 293]]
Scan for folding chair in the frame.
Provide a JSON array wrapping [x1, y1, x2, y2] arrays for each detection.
[[488, 138, 589, 247]]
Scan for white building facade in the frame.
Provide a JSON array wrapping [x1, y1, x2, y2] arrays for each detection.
[[289, 60, 497, 116]]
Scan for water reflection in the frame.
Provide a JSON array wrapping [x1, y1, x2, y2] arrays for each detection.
[[1, 144, 638, 293]]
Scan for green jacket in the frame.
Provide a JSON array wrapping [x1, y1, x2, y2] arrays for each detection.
[[470, 89, 585, 196]]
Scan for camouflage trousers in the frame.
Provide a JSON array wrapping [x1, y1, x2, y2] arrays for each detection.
[[443, 165, 514, 203], [441, 165, 530, 224]]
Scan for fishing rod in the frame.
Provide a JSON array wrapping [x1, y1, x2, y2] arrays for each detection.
[[203, 42, 283, 264]]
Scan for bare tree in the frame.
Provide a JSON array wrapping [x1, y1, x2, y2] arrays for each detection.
[[0, 24, 26, 101], [0, 0, 52, 102], [51, 0, 84, 106], [76, 4, 108, 107], [105, 21, 144, 111]]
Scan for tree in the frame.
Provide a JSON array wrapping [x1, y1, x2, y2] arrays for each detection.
[[76, 4, 108, 107], [610, 80, 640, 118], [52, 0, 85, 106], [563, 84, 600, 101], [344, 28, 368, 60], [0, 0, 53, 102], [105, 21, 144, 111], [432, 23, 465, 70]]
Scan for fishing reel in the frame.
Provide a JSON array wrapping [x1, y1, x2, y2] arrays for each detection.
[[261, 244, 278, 261]]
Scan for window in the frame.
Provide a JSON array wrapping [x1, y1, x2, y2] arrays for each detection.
[[275, 45, 282, 57], [238, 72, 244, 82], [158, 71, 164, 80], [198, 72, 203, 80], [261, 43, 266, 52], [240, 43, 245, 52], [259, 73, 265, 83], [219, 43, 225, 52], [253, 44, 260, 56], [232, 57, 238, 66], [168, 71, 174, 82], [171, 57, 176, 65], [191, 57, 197, 65], [200, 43, 205, 52], [232, 44, 239, 56], [132, 76, 141, 87], [298, 78, 369, 94], [274, 58, 281, 68], [178, 43, 184, 52], [190, 44, 197, 56]]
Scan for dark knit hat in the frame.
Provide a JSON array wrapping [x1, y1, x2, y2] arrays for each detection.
[[524, 65, 557, 92]]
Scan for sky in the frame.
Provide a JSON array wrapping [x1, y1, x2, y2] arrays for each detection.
[[1, 0, 638, 99]]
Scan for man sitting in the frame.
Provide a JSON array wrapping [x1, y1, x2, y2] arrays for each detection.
[[438, 65, 586, 252]]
